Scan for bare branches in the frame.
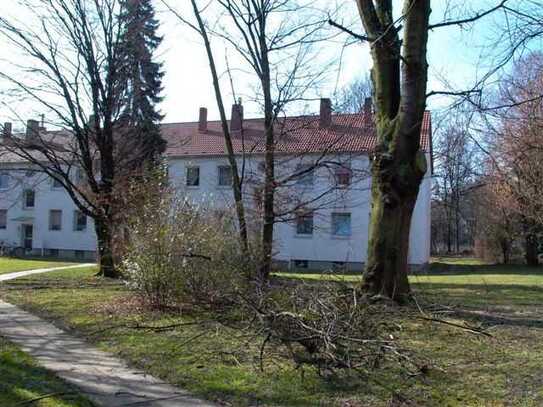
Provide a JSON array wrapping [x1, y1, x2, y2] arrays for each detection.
[[429, 1, 509, 30], [327, 19, 369, 42], [0, 0, 149, 277]]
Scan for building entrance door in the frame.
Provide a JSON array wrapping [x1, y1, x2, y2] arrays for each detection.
[[22, 224, 33, 250]]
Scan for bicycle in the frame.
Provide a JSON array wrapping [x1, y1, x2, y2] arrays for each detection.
[[0, 241, 25, 258]]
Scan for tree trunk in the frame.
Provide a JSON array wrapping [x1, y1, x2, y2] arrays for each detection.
[[362, 151, 422, 301], [525, 232, 539, 266], [259, 37, 275, 282], [95, 217, 119, 278], [260, 123, 275, 281], [501, 240, 510, 264], [189, 0, 249, 253], [356, 0, 431, 302]]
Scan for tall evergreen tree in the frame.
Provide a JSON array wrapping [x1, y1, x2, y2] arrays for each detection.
[[119, 0, 166, 164]]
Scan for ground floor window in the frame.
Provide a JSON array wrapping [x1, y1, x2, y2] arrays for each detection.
[[293, 259, 309, 269], [0, 210, 6, 229], [331, 213, 351, 237]]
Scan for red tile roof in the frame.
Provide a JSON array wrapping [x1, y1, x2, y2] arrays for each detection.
[[162, 111, 432, 158], [1, 111, 431, 163]]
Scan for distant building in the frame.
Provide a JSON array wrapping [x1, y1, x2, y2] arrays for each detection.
[[0, 99, 433, 270]]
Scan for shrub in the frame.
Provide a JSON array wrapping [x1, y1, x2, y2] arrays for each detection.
[[121, 186, 255, 309]]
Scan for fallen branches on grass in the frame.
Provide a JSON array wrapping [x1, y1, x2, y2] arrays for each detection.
[[416, 315, 493, 337], [89, 320, 215, 336]]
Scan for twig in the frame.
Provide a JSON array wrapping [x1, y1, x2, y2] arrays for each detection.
[[16, 392, 74, 405], [89, 320, 213, 336], [416, 316, 493, 337]]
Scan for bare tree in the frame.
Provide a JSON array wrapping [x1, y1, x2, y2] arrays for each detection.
[[325, 1, 517, 301], [161, 0, 249, 253], [0, 0, 145, 277], [483, 53, 543, 266], [215, 0, 327, 280], [170, 0, 334, 281], [334, 74, 373, 114], [432, 113, 478, 254]]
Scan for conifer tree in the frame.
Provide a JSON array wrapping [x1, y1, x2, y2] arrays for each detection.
[[119, 0, 166, 164]]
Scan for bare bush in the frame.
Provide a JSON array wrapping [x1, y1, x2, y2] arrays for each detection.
[[121, 175, 255, 309]]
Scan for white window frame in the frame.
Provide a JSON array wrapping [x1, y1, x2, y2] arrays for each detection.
[[0, 209, 7, 229], [331, 212, 352, 237], [0, 173, 10, 190], [217, 165, 233, 187], [23, 189, 35, 209], [73, 210, 87, 232], [49, 209, 62, 231], [51, 177, 63, 189], [186, 166, 200, 187], [335, 165, 352, 187], [295, 211, 314, 236]]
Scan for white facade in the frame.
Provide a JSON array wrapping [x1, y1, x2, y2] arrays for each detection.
[[0, 151, 432, 268], [0, 168, 96, 259], [168, 152, 432, 269]]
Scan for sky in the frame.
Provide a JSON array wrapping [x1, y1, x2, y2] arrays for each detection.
[[0, 0, 519, 129]]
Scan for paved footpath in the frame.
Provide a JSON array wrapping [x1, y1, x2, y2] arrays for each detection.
[[0, 265, 216, 406]]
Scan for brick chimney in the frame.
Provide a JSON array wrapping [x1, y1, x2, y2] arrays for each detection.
[[26, 119, 40, 140], [319, 98, 332, 128], [198, 107, 208, 132], [2, 122, 12, 139], [230, 101, 243, 133]]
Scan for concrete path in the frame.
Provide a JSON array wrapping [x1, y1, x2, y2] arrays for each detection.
[[0, 263, 95, 282], [0, 266, 217, 406]]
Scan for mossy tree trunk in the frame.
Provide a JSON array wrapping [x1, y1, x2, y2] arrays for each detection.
[[95, 216, 119, 278], [356, 0, 431, 301]]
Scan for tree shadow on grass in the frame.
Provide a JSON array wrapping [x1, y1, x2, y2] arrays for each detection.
[[0, 338, 95, 406], [425, 262, 543, 276], [412, 282, 543, 328]]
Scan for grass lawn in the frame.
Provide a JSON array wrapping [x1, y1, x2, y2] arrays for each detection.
[[0, 337, 95, 406], [0, 257, 79, 275], [1, 261, 543, 406]]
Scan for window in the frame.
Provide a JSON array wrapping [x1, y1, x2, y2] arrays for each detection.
[[186, 167, 200, 187], [73, 210, 87, 231], [331, 213, 351, 237], [0, 173, 9, 189], [23, 189, 35, 209], [48, 248, 59, 258], [218, 165, 232, 186], [0, 210, 6, 229], [52, 177, 63, 189], [293, 259, 308, 269], [296, 211, 314, 235], [295, 164, 314, 185], [335, 166, 352, 187], [49, 210, 62, 231]]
